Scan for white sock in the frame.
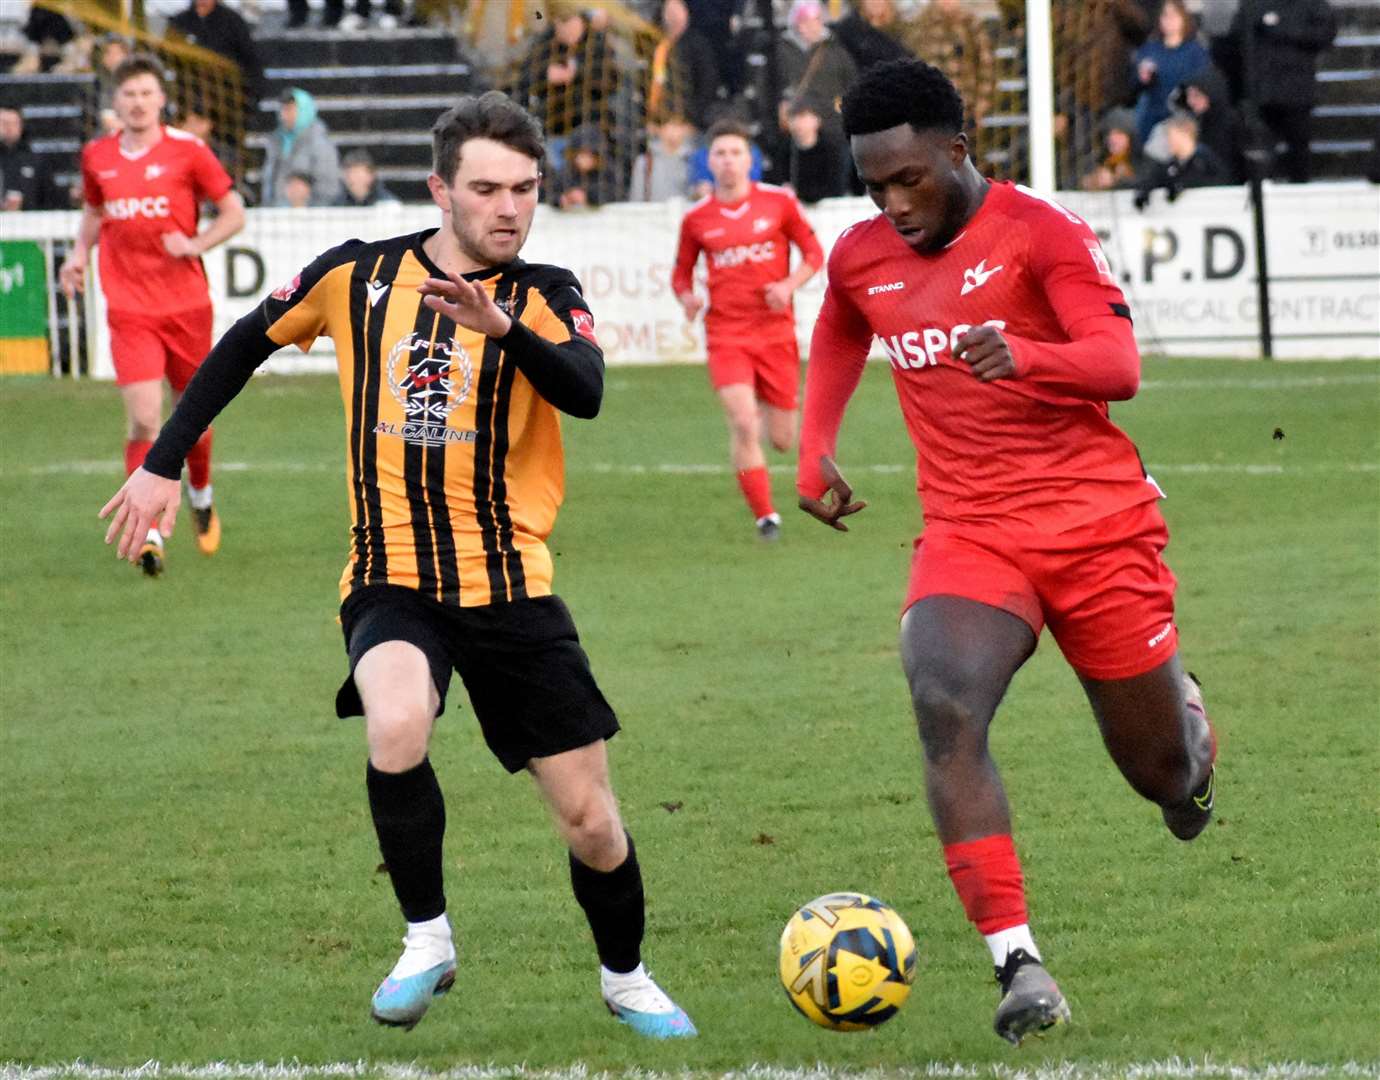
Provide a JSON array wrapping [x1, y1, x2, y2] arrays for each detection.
[[600, 962, 647, 989], [187, 483, 213, 510], [985, 924, 1040, 967], [145, 527, 163, 546], [389, 913, 454, 979]]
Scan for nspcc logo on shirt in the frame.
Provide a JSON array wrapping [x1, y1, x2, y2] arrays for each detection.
[[104, 195, 170, 220], [379, 334, 476, 447]]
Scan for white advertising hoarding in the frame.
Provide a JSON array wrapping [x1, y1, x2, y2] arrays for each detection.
[[14, 181, 1378, 376]]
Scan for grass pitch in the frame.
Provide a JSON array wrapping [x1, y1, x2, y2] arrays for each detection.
[[1, 359, 1377, 1074]]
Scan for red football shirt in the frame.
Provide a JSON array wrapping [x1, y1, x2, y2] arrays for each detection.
[[672, 182, 825, 341], [799, 181, 1161, 534], [81, 126, 233, 316]]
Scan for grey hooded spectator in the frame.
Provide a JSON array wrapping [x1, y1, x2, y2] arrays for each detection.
[[261, 88, 341, 206]]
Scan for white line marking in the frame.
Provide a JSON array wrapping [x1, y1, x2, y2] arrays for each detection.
[[1138, 373, 1380, 391], [8, 461, 1377, 480], [3, 1061, 1379, 1080]]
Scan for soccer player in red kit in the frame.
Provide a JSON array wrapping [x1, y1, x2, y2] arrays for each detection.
[[59, 54, 245, 577], [672, 118, 824, 539], [797, 59, 1218, 1045]]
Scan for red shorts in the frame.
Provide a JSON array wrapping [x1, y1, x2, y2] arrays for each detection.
[[107, 306, 213, 390], [706, 329, 800, 411], [903, 499, 1178, 680]]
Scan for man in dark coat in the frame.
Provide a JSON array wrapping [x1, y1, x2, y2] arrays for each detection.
[[1226, 0, 1338, 182], [0, 106, 63, 211]]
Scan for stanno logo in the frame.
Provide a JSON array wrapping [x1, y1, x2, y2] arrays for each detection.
[[366, 280, 390, 307], [960, 258, 1004, 296], [867, 281, 905, 296], [1147, 622, 1173, 648], [97, 169, 119, 179]]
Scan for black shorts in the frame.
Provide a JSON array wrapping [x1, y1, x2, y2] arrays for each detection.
[[336, 584, 619, 773]]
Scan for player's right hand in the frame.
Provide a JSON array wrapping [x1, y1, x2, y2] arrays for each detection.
[[58, 254, 87, 298], [679, 292, 704, 322], [99, 467, 181, 563], [798, 455, 868, 532]]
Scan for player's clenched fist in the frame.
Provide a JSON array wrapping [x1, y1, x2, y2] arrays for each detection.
[[955, 324, 1018, 382]]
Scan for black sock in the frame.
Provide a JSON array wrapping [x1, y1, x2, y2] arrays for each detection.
[[366, 757, 447, 923], [569, 831, 644, 974]]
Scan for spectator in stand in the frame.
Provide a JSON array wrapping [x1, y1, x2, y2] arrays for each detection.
[[1079, 106, 1141, 190], [903, 0, 996, 128], [94, 35, 133, 135], [1175, 65, 1247, 183], [166, 0, 265, 120], [282, 170, 315, 208], [629, 114, 698, 201], [832, 0, 913, 73], [786, 95, 849, 203], [261, 88, 341, 207], [13, 4, 74, 74], [1133, 113, 1227, 208], [1225, 0, 1337, 183], [288, 0, 404, 30], [777, 0, 857, 135], [337, 149, 400, 206], [548, 123, 623, 209], [512, 1, 618, 168], [648, 0, 721, 131], [0, 105, 62, 210], [1132, 0, 1208, 146]]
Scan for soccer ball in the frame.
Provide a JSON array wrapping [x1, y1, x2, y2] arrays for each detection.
[[778, 891, 917, 1031]]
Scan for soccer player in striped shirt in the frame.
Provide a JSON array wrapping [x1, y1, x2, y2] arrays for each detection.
[[797, 59, 1218, 1045], [99, 91, 695, 1039]]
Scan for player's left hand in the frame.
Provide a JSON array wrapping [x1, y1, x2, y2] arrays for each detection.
[[418, 272, 513, 339], [99, 467, 181, 562], [161, 231, 201, 258], [955, 324, 1018, 382], [763, 280, 794, 311]]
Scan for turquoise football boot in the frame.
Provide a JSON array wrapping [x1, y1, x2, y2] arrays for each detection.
[[602, 966, 697, 1039]]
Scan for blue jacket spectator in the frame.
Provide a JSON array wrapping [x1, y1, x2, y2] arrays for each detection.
[[1132, 0, 1208, 145]]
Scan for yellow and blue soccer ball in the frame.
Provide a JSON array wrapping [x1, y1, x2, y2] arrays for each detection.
[[778, 891, 917, 1031]]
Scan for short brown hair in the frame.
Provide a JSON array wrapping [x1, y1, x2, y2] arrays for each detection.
[[431, 91, 545, 184], [112, 54, 167, 92], [704, 118, 752, 149]]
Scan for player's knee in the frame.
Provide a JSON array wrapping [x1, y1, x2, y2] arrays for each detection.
[[366, 706, 431, 772], [127, 418, 161, 442], [909, 678, 987, 764], [559, 796, 623, 867]]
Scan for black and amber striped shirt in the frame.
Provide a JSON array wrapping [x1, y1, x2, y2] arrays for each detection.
[[145, 229, 606, 608]]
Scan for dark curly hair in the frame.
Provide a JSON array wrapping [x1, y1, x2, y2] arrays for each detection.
[[840, 58, 965, 138], [432, 91, 545, 184]]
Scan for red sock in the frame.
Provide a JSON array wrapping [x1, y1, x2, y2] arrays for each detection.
[[124, 439, 153, 477], [943, 834, 1029, 934], [186, 427, 213, 489], [736, 466, 774, 519]]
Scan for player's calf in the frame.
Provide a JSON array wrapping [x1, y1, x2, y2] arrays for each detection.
[[1161, 672, 1217, 841]]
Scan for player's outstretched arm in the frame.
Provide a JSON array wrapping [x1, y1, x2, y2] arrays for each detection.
[[798, 456, 867, 531], [99, 468, 182, 562]]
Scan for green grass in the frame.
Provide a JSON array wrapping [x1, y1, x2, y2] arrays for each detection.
[[1, 359, 1377, 1074]]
